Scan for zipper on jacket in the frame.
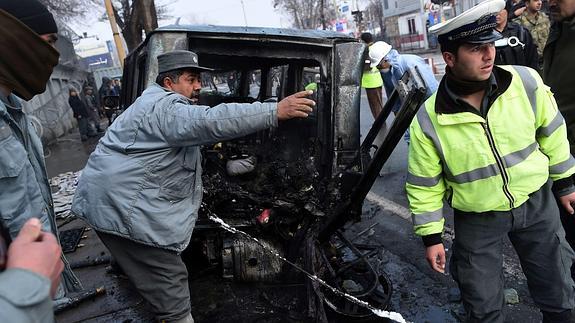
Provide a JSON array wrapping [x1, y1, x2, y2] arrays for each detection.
[[482, 121, 515, 208]]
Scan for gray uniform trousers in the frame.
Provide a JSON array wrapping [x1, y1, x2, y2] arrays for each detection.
[[96, 231, 192, 322], [450, 181, 575, 323]]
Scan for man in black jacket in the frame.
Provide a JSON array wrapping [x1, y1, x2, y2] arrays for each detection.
[[68, 88, 90, 141], [494, 0, 539, 70], [544, 0, 575, 280]]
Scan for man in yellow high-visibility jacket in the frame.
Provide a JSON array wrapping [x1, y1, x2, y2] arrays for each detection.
[[360, 32, 385, 121], [407, 0, 575, 322]]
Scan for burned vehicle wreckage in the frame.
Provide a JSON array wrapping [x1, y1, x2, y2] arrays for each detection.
[[117, 25, 428, 322]]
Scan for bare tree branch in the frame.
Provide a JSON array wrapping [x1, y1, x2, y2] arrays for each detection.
[[273, 0, 336, 29], [40, 0, 172, 52]]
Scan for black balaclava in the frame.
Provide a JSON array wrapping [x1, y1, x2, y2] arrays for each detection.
[[0, 7, 59, 100]]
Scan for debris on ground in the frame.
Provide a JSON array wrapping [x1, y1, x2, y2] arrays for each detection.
[[504, 288, 520, 305], [49, 171, 82, 220]]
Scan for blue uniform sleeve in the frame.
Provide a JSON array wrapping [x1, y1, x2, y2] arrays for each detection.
[[157, 100, 278, 147], [0, 268, 54, 323]]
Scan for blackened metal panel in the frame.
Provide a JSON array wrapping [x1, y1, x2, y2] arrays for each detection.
[[332, 42, 365, 171], [156, 24, 356, 44], [145, 32, 189, 89]]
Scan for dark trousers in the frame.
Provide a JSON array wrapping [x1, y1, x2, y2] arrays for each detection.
[[559, 195, 575, 280], [450, 181, 575, 323], [365, 86, 383, 120], [77, 117, 89, 139], [96, 231, 192, 322]]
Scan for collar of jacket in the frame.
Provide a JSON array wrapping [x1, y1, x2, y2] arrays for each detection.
[[0, 94, 22, 118], [548, 15, 575, 44], [148, 83, 196, 105], [500, 21, 522, 37], [434, 66, 512, 125]]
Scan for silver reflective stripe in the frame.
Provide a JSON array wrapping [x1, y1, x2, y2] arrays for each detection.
[[450, 163, 499, 184], [447, 143, 538, 184], [512, 66, 538, 115], [550, 156, 575, 175], [537, 111, 564, 137], [416, 108, 457, 181], [412, 209, 443, 226], [416, 107, 444, 159], [407, 172, 441, 187], [502, 142, 538, 168]]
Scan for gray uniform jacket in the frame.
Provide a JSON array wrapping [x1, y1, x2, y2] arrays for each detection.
[[0, 95, 81, 294], [0, 268, 54, 323], [71, 84, 278, 252]]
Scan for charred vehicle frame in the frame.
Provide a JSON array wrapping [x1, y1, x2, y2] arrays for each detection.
[[120, 25, 428, 321]]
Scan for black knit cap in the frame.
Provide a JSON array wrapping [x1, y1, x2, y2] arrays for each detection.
[[0, 0, 57, 35]]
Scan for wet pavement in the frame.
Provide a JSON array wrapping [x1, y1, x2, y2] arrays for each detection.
[[46, 82, 545, 322]]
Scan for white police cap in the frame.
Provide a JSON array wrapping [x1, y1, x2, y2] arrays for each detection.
[[430, 0, 505, 45]]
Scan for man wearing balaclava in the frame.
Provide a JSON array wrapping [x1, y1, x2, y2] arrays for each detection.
[[0, 0, 82, 319]]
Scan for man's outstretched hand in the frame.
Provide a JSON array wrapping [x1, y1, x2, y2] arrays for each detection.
[[277, 90, 316, 120]]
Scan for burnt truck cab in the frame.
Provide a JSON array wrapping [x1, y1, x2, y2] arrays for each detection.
[[120, 24, 367, 267], [121, 25, 365, 183], [119, 25, 428, 320]]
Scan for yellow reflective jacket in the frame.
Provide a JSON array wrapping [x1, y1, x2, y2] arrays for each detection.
[[407, 65, 575, 237], [361, 66, 383, 89]]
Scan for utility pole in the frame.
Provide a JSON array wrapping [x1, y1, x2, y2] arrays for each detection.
[[320, 0, 327, 30], [104, 0, 127, 67], [420, 0, 429, 50], [240, 0, 248, 27]]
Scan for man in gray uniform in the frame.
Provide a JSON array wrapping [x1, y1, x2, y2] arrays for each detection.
[[72, 50, 315, 322], [0, 0, 81, 301]]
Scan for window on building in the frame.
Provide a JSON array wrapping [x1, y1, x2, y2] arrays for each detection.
[[408, 18, 416, 34], [384, 0, 388, 9]]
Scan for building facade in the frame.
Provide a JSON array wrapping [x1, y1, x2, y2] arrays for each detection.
[[382, 0, 428, 50]]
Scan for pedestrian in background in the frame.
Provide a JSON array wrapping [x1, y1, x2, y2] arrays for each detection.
[[407, 0, 575, 321], [113, 78, 121, 96], [543, 0, 575, 280], [360, 32, 385, 121], [360, 33, 388, 157], [83, 86, 103, 134], [368, 41, 438, 145], [514, 0, 551, 68], [494, 0, 539, 70], [99, 77, 117, 126], [68, 88, 90, 141]]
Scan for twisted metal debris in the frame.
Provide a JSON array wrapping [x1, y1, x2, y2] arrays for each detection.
[[49, 171, 82, 220]]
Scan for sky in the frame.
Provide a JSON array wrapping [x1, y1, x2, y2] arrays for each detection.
[[71, 0, 286, 46]]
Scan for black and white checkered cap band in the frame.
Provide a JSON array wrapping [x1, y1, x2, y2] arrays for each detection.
[[438, 14, 497, 43]]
